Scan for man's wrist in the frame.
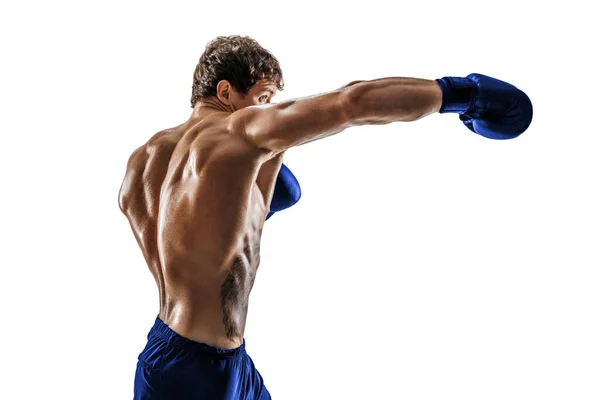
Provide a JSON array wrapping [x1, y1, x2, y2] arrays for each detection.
[[436, 77, 475, 114]]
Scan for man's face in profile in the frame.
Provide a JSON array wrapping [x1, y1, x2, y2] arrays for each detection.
[[235, 79, 279, 109]]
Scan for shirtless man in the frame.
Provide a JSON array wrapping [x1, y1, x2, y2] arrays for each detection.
[[119, 35, 532, 400]]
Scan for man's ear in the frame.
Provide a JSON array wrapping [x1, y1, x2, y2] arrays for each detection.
[[216, 80, 232, 104]]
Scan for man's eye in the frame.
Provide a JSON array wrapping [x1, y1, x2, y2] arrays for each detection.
[[259, 95, 268, 102]]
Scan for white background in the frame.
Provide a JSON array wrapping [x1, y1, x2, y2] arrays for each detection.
[[1, 0, 599, 399]]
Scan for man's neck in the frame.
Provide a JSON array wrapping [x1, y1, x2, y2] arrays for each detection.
[[192, 98, 233, 118]]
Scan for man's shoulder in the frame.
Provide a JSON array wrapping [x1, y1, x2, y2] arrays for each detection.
[[122, 128, 183, 177], [187, 113, 268, 160], [146, 127, 185, 150]]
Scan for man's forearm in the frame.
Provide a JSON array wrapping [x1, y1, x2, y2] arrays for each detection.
[[344, 77, 443, 125]]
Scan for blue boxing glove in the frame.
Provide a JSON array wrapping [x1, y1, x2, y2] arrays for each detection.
[[266, 163, 301, 220], [436, 73, 533, 139]]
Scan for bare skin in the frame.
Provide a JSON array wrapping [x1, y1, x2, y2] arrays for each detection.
[[119, 76, 442, 349]]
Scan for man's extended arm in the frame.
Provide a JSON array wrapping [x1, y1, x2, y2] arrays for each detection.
[[228, 77, 442, 154], [230, 73, 532, 152]]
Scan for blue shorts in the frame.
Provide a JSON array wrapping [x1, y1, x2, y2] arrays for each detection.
[[134, 316, 271, 400]]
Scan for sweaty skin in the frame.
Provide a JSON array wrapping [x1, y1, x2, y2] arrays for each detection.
[[119, 80, 283, 349], [119, 76, 442, 350]]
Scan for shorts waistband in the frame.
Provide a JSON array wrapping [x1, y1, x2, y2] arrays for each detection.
[[149, 316, 246, 360]]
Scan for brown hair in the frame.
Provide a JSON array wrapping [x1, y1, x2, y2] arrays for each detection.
[[191, 35, 284, 107]]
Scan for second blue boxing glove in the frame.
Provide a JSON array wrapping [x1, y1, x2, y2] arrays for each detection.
[[266, 163, 301, 220]]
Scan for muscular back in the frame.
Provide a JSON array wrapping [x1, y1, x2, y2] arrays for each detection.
[[119, 112, 283, 349]]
